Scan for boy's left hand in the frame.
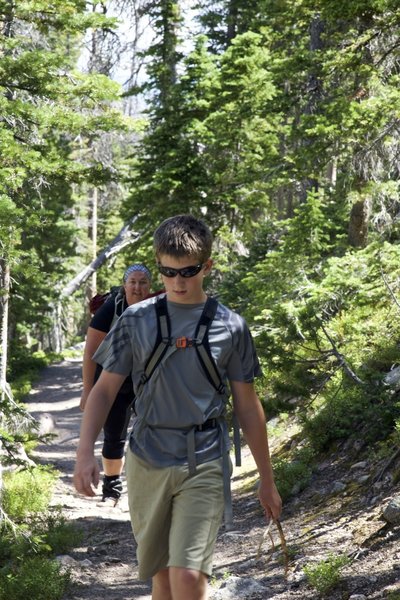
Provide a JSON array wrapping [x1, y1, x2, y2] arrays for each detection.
[[258, 479, 282, 521]]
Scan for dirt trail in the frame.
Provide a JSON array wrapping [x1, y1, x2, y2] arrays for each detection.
[[26, 358, 400, 600], [27, 358, 152, 600]]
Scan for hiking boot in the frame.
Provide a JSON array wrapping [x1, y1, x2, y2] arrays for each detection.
[[101, 475, 123, 505]]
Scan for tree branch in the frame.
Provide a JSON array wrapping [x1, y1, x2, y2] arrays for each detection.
[[380, 264, 400, 313], [320, 323, 364, 385], [60, 215, 144, 298]]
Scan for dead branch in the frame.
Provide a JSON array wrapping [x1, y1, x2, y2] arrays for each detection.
[[60, 215, 143, 298], [373, 447, 400, 483], [320, 323, 364, 385], [380, 265, 400, 313]]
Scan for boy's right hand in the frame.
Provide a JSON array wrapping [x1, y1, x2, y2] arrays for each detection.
[[79, 390, 90, 411], [73, 452, 100, 497]]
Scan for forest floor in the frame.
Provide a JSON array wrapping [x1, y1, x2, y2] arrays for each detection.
[[26, 356, 400, 600]]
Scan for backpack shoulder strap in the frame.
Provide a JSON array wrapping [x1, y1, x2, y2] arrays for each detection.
[[111, 289, 126, 327], [194, 297, 225, 394], [136, 295, 225, 397], [195, 297, 241, 467], [136, 295, 171, 396]]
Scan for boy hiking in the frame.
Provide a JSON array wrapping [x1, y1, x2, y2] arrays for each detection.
[[74, 214, 282, 600]]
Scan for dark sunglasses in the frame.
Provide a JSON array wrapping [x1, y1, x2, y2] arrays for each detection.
[[157, 263, 204, 278]]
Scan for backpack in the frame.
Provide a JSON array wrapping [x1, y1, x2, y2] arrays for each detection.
[[135, 294, 241, 529], [89, 287, 164, 319], [89, 286, 121, 315]]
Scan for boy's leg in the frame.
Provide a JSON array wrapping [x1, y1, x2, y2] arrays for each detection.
[[126, 451, 224, 582], [151, 567, 207, 600], [152, 568, 172, 600], [168, 458, 224, 576], [169, 567, 208, 600]]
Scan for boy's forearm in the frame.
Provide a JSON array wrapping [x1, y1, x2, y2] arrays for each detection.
[[235, 388, 282, 519], [81, 354, 96, 395], [231, 380, 276, 481], [77, 389, 111, 454], [239, 402, 275, 482], [77, 372, 123, 453]]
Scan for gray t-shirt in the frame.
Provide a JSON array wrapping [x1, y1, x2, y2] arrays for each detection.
[[94, 294, 261, 467]]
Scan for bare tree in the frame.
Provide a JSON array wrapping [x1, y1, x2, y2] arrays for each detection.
[[50, 216, 144, 352]]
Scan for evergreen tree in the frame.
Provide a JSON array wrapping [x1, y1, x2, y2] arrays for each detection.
[[0, 0, 126, 369]]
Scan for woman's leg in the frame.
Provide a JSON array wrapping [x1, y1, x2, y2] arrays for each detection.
[[101, 392, 133, 500]]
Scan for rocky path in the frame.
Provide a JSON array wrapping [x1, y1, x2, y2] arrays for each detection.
[[27, 357, 400, 600]]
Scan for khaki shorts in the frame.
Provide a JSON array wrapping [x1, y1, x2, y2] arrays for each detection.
[[125, 449, 224, 580]]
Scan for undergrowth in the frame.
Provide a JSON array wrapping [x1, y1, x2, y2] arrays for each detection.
[[0, 467, 81, 599], [304, 553, 350, 595]]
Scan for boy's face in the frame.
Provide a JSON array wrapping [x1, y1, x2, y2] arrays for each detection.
[[157, 254, 212, 304]]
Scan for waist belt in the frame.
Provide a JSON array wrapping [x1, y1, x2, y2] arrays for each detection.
[[195, 418, 217, 431]]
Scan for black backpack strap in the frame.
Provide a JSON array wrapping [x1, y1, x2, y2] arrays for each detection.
[[194, 297, 225, 395], [196, 298, 241, 470], [136, 295, 171, 396]]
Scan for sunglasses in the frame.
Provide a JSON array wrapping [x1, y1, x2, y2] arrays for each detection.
[[157, 263, 204, 278]]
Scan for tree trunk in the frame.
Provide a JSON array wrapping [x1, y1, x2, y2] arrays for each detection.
[[0, 258, 11, 521], [0, 258, 10, 404], [348, 198, 371, 247], [299, 13, 325, 203], [89, 187, 98, 298]]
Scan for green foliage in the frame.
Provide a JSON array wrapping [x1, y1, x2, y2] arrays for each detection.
[[218, 196, 400, 453], [8, 348, 55, 382], [302, 379, 400, 453], [304, 553, 350, 595], [7, 348, 61, 403], [272, 447, 314, 501], [40, 511, 83, 555], [0, 0, 128, 364], [1, 515, 74, 562], [2, 466, 58, 520], [0, 556, 70, 600], [0, 510, 82, 562]]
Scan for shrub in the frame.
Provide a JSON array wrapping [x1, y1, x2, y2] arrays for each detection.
[[0, 556, 71, 600], [2, 466, 58, 520], [302, 381, 400, 453], [272, 447, 314, 501], [37, 510, 83, 555], [304, 553, 350, 595], [0, 510, 83, 561]]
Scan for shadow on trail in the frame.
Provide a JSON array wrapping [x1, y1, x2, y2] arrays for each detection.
[[26, 359, 103, 477]]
